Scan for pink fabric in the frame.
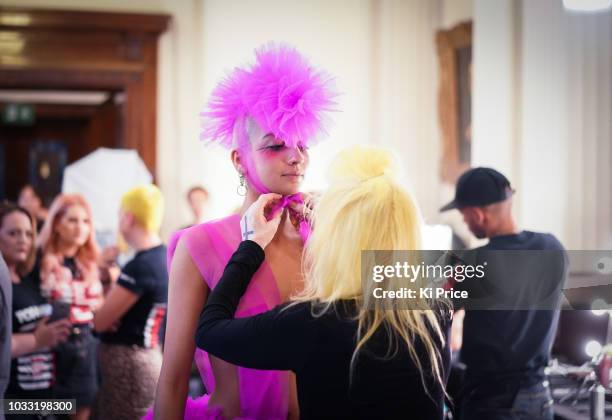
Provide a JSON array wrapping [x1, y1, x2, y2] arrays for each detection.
[[242, 152, 270, 195], [150, 214, 290, 420], [142, 396, 224, 420], [267, 194, 312, 243]]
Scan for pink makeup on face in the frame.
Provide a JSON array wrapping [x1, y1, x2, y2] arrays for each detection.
[[240, 134, 308, 195], [256, 135, 285, 153]]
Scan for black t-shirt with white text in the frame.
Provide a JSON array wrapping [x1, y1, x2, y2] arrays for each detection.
[[7, 273, 54, 398]]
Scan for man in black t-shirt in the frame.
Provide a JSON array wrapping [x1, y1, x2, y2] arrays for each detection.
[[98, 245, 167, 347], [93, 184, 168, 347], [92, 184, 168, 419], [441, 167, 566, 420]]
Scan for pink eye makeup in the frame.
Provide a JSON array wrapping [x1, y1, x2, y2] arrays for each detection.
[[257, 135, 287, 152]]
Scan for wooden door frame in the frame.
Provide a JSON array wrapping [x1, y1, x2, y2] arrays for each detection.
[[0, 7, 170, 178], [436, 21, 472, 184]]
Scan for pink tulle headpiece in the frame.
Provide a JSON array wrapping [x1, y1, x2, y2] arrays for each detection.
[[201, 43, 338, 149]]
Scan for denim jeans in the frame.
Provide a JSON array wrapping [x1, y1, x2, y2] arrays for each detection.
[[460, 380, 554, 420]]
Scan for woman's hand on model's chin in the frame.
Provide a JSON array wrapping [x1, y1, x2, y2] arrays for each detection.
[[241, 193, 283, 249]]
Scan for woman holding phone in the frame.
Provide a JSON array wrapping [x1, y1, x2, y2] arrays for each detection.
[[0, 203, 70, 419]]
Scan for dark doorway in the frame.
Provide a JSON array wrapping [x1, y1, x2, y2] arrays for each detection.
[[0, 7, 170, 198], [1, 92, 123, 202]]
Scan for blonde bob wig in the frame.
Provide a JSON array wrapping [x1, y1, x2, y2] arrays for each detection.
[[293, 145, 448, 392]]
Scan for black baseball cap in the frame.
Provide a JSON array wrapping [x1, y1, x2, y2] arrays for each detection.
[[440, 167, 515, 212]]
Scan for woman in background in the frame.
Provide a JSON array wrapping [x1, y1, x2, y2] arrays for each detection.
[[38, 194, 103, 420], [196, 146, 452, 419], [94, 185, 168, 420], [0, 203, 70, 420], [17, 185, 48, 232]]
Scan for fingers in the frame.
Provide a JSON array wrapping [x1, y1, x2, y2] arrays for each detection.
[[254, 193, 282, 221], [255, 193, 282, 209], [50, 320, 71, 343], [288, 198, 314, 221], [288, 201, 304, 214], [244, 194, 281, 228], [49, 319, 72, 329], [101, 246, 120, 266], [265, 206, 283, 221], [260, 192, 282, 200], [37, 316, 50, 327], [242, 194, 285, 248]]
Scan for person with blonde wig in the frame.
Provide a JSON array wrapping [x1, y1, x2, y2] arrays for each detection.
[[38, 193, 102, 420], [93, 184, 168, 420], [196, 146, 452, 419]]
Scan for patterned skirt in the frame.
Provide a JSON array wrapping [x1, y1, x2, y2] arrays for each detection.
[[94, 342, 162, 420]]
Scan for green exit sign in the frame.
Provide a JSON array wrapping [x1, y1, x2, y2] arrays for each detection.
[[2, 104, 36, 126]]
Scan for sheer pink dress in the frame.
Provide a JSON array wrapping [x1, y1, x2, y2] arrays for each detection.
[[145, 213, 291, 420]]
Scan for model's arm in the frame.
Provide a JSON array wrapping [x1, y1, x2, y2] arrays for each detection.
[[153, 238, 207, 420], [196, 240, 315, 372]]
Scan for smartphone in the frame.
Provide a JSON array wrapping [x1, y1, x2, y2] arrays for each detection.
[[48, 301, 71, 322]]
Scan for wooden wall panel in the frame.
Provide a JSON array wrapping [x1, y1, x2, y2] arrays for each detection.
[[0, 7, 170, 177]]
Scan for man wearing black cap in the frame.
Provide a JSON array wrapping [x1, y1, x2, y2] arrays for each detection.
[[441, 167, 565, 420]]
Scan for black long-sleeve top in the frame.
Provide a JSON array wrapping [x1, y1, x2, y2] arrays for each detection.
[[196, 240, 451, 419]]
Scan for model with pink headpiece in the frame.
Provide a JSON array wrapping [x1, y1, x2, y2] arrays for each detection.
[[150, 43, 337, 419]]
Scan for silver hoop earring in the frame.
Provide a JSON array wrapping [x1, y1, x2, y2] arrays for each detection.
[[237, 174, 247, 196]]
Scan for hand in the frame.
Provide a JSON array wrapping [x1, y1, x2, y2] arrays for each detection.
[[287, 192, 319, 228], [33, 317, 71, 349], [99, 246, 121, 284], [241, 193, 283, 249], [100, 246, 119, 268]]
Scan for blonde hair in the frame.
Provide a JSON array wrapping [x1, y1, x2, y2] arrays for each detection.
[[293, 145, 448, 393], [38, 194, 99, 281], [120, 184, 164, 233]]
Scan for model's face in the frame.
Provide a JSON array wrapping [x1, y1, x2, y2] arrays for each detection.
[[243, 133, 309, 196], [55, 205, 91, 248], [0, 211, 33, 266], [18, 187, 41, 214]]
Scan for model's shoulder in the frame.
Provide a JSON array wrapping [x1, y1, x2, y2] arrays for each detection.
[[192, 214, 240, 232], [175, 214, 236, 241]]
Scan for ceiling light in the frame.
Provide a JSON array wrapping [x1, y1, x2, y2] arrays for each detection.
[[563, 0, 612, 12]]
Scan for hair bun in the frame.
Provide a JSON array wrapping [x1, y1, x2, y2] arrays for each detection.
[[329, 146, 396, 183]]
